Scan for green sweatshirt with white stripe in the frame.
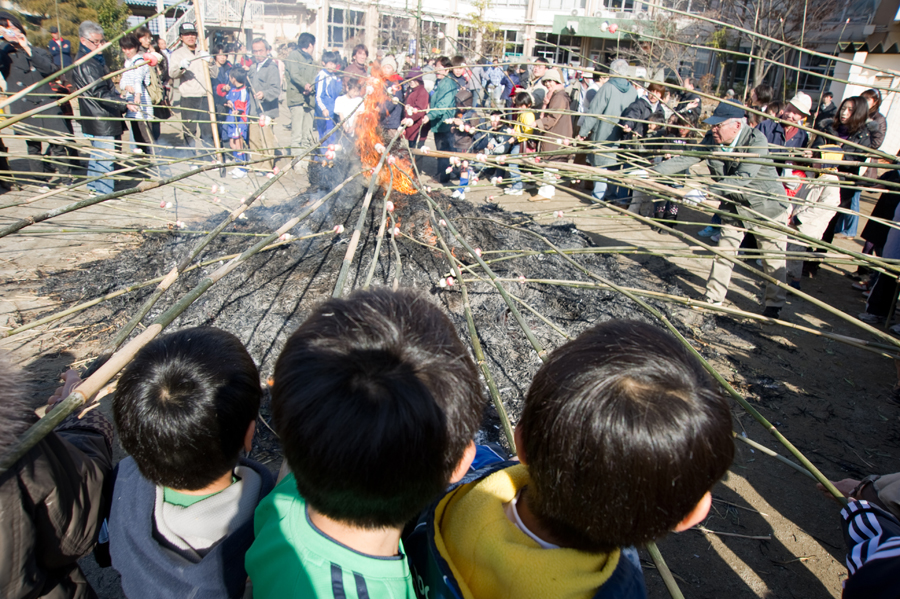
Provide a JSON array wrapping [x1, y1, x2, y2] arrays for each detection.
[[246, 473, 416, 599]]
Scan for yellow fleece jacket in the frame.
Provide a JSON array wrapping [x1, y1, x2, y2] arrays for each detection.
[[515, 112, 535, 144], [434, 464, 619, 599]]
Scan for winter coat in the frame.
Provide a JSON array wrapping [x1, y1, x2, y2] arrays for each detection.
[[109, 457, 274, 599], [285, 49, 317, 107], [840, 500, 900, 599], [675, 90, 701, 119], [654, 125, 790, 221], [403, 84, 428, 142], [428, 75, 459, 134], [169, 46, 210, 98], [71, 44, 125, 137], [343, 61, 367, 88], [0, 41, 69, 134], [814, 119, 872, 176], [578, 77, 637, 167], [756, 119, 785, 146], [790, 172, 841, 241], [48, 38, 72, 68], [620, 96, 666, 139], [861, 169, 900, 249], [381, 75, 404, 130], [534, 88, 573, 162], [813, 102, 836, 130], [0, 404, 113, 599], [867, 112, 887, 150], [247, 57, 281, 118], [210, 61, 232, 107], [404, 447, 648, 599]]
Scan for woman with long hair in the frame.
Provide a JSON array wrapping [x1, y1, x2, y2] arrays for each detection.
[[816, 97, 872, 239]]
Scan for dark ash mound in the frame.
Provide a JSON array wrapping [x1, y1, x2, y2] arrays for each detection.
[[41, 188, 704, 457]]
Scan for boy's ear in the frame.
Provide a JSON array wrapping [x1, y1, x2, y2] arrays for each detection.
[[674, 491, 712, 532], [513, 426, 527, 465], [243, 420, 256, 453], [448, 441, 477, 484]]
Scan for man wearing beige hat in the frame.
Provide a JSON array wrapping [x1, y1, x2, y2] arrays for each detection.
[[532, 69, 572, 200], [781, 92, 812, 152]]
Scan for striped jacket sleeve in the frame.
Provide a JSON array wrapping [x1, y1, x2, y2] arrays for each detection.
[[841, 500, 900, 599]]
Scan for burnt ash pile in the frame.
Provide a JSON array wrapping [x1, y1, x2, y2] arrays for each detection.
[[40, 185, 705, 457]]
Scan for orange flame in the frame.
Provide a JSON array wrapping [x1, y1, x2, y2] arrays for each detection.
[[355, 67, 417, 195]]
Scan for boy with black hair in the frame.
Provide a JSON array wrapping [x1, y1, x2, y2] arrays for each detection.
[[246, 288, 485, 599], [405, 319, 735, 599], [109, 327, 274, 599]]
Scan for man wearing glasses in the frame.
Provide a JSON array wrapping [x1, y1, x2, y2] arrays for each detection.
[[653, 101, 791, 319], [71, 21, 131, 197], [168, 22, 213, 151]]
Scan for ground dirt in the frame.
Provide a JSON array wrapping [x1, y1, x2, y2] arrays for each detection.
[[1, 115, 897, 599]]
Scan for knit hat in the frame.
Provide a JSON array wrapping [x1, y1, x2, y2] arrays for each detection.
[[382, 55, 397, 73], [405, 67, 422, 82]]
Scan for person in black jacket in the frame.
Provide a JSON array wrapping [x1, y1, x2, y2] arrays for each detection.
[[70, 20, 129, 196], [620, 81, 667, 140], [0, 13, 72, 187], [675, 76, 701, 121], [813, 91, 836, 130]]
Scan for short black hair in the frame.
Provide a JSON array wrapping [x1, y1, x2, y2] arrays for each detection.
[[118, 33, 139, 51], [230, 68, 247, 85], [437, 56, 452, 69], [322, 50, 339, 65], [0, 12, 24, 34], [272, 288, 485, 529], [114, 327, 261, 491], [752, 83, 775, 106], [450, 55, 465, 67], [534, 57, 549, 65], [513, 91, 533, 107], [823, 91, 833, 99], [135, 25, 151, 38], [352, 43, 368, 57], [518, 320, 734, 552], [298, 32, 315, 50], [345, 77, 361, 91]]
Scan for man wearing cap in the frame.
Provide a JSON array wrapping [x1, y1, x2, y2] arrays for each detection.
[[532, 68, 572, 200], [781, 92, 811, 151], [526, 57, 548, 108], [577, 58, 637, 201], [653, 101, 791, 319], [168, 22, 213, 149], [48, 26, 71, 68]]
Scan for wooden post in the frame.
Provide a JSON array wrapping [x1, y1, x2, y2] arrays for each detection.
[[194, 0, 223, 164]]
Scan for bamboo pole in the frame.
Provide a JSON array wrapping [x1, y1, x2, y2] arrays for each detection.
[[194, 0, 224, 166], [0, 173, 360, 475]]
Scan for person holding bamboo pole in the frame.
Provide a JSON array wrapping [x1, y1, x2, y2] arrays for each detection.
[[653, 100, 791, 319], [168, 22, 213, 150]]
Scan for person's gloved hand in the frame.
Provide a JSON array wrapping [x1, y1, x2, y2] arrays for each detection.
[[198, 50, 211, 62], [683, 189, 706, 205], [179, 58, 191, 71]]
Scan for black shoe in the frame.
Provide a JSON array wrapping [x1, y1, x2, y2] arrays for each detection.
[[762, 306, 781, 319]]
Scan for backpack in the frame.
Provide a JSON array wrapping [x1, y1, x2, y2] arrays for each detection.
[[146, 66, 163, 105]]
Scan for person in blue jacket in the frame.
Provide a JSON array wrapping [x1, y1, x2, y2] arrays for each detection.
[[48, 26, 71, 68], [404, 320, 736, 599]]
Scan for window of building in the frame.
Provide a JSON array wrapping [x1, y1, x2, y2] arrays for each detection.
[[503, 30, 524, 57], [538, 0, 586, 10], [378, 14, 410, 53], [534, 33, 579, 65], [457, 25, 476, 56], [420, 20, 446, 55], [327, 7, 365, 51]]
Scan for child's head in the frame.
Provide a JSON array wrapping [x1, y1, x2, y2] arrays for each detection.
[[272, 288, 485, 529], [229, 68, 248, 87], [517, 320, 734, 552], [646, 113, 666, 134], [513, 91, 533, 108], [489, 111, 503, 128], [766, 101, 783, 117], [322, 50, 339, 71], [451, 55, 466, 78], [114, 327, 261, 491], [750, 83, 774, 107], [345, 78, 362, 97]]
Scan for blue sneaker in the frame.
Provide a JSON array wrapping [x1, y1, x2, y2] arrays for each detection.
[[698, 226, 719, 238]]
